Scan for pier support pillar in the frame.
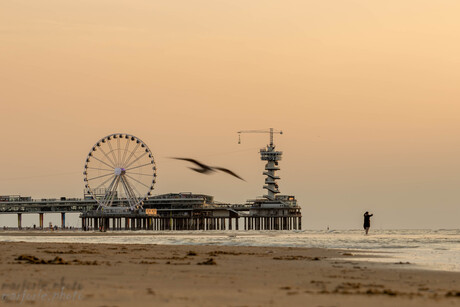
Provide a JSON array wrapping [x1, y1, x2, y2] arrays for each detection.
[[61, 212, 66, 229], [18, 213, 22, 229], [39, 213, 44, 229]]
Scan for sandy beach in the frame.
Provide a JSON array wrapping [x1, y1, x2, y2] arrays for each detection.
[[0, 238, 458, 307]]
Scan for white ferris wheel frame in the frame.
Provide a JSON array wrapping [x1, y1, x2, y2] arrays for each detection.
[[83, 133, 156, 210]]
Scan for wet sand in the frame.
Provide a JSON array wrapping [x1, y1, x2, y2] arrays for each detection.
[[0, 240, 459, 307]]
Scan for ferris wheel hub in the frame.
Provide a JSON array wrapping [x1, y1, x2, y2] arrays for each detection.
[[114, 168, 126, 176]]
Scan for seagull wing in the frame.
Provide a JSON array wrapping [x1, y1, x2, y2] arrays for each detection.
[[170, 157, 213, 173], [214, 167, 245, 181]]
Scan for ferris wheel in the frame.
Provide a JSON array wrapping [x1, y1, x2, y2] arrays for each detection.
[[83, 133, 156, 210]]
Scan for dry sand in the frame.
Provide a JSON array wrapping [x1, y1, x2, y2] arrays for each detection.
[[0, 240, 458, 307]]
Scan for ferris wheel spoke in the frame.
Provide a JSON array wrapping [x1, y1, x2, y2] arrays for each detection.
[[86, 167, 113, 172], [122, 174, 143, 197], [106, 176, 120, 207], [125, 173, 152, 190], [122, 143, 140, 168], [94, 174, 116, 191], [127, 173, 155, 177], [117, 138, 121, 168], [120, 138, 131, 167], [120, 175, 138, 207], [91, 155, 116, 170], [100, 175, 118, 206], [107, 141, 120, 167], [87, 172, 114, 181], [124, 151, 148, 169], [97, 146, 117, 168], [125, 163, 153, 172], [126, 179, 143, 201]]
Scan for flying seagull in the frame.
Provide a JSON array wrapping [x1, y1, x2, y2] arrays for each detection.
[[171, 157, 245, 181]]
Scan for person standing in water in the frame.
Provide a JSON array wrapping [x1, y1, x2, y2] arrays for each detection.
[[363, 211, 373, 235]]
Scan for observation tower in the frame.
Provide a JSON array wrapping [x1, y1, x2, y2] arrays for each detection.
[[259, 130, 283, 200], [238, 128, 284, 200]]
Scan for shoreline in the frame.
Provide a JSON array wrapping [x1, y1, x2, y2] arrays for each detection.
[[0, 242, 459, 306]]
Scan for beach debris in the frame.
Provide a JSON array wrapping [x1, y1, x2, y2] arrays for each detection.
[[286, 291, 298, 295], [146, 288, 156, 295], [418, 287, 429, 291], [279, 286, 291, 290], [382, 289, 398, 296], [337, 282, 362, 290], [72, 259, 99, 265], [187, 251, 197, 256], [333, 282, 362, 294], [365, 289, 398, 296], [43, 249, 97, 254], [273, 256, 321, 261], [16, 255, 69, 265], [145, 256, 187, 260], [394, 261, 411, 265], [342, 252, 353, 256], [445, 291, 460, 297], [310, 280, 330, 285], [208, 250, 251, 256], [139, 261, 158, 264], [197, 258, 217, 265], [363, 283, 384, 288], [165, 261, 191, 265]]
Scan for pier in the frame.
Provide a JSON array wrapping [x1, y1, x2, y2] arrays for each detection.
[[81, 193, 301, 231], [0, 130, 302, 231], [0, 193, 301, 231]]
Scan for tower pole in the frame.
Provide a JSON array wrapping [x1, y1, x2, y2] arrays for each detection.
[[270, 128, 273, 147]]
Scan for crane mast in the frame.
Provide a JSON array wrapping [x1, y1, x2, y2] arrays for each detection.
[[237, 128, 283, 200]]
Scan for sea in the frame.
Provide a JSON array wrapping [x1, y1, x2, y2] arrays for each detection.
[[1, 229, 459, 272]]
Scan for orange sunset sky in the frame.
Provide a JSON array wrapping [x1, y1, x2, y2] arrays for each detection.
[[1, 1, 459, 229]]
